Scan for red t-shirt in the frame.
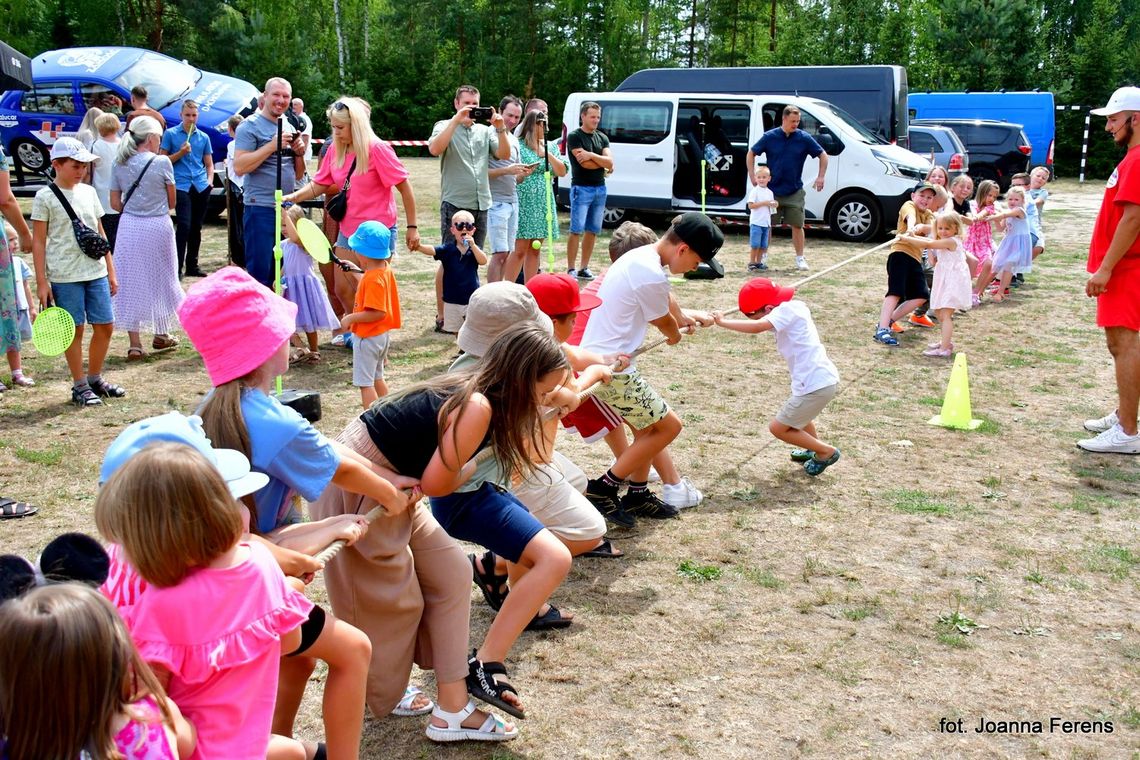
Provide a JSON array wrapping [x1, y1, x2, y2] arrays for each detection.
[[315, 139, 409, 235], [1088, 144, 1140, 273]]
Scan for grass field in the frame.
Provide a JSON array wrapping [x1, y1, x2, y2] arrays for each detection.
[[2, 163, 1137, 759]]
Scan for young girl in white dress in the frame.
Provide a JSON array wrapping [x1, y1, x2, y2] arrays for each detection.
[[899, 211, 976, 357]]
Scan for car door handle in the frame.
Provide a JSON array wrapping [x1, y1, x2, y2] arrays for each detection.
[[644, 156, 664, 162]]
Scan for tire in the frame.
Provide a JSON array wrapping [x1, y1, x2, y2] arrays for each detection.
[[827, 192, 880, 242], [12, 140, 49, 173], [601, 207, 628, 228]]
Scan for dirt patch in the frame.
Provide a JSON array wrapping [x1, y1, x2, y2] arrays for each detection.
[[2, 171, 1136, 758]]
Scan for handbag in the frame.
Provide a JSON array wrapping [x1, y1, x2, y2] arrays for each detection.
[[325, 157, 356, 222], [121, 155, 158, 210], [47, 183, 111, 260]]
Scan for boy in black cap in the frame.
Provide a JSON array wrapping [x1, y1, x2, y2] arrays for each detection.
[[578, 212, 719, 524], [874, 183, 936, 346]]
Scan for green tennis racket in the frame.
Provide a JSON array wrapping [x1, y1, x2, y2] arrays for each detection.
[[295, 217, 332, 264], [32, 306, 76, 356]]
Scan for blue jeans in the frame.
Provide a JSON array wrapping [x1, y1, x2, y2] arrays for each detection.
[[243, 205, 277, 289], [749, 224, 771, 250], [569, 184, 607, 235]]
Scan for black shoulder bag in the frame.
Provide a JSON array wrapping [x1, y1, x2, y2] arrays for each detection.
[[325, 157, 357, 222], [47, 183, 111, 260]]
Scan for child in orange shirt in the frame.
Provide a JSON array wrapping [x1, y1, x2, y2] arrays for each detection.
[[341, 222, 401, 408]]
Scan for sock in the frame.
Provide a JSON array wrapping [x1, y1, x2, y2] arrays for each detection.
[[86, 374, 102, 386], [602, 469, 624, 488], [12, 369, 24, 380], [73, 379, 90, 390], [627, 479, 649, 495]]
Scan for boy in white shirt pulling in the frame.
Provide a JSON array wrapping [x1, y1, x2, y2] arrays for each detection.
[[713, 278, 841, 476]]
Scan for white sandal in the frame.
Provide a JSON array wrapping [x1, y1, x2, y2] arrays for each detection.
[[391, 684, 434, 717], [425, 700, 518, 743]]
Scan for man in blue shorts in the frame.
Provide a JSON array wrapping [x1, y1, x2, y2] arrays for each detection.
[[565, 101, 613, 280]]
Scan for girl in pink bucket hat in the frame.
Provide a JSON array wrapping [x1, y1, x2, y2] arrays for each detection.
[[178, 266, 423, 756]]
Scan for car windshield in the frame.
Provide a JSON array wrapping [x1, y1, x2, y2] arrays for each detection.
[[815, 101, 887, 145], [112, 53, 200, 109]]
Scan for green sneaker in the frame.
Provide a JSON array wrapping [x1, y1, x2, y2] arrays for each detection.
[[804, 448, 841, 477], [790, 448, 814, 462]]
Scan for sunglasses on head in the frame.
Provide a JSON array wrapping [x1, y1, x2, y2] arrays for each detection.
[[332, 101, 348, 112], [454, 221, 476, 231]]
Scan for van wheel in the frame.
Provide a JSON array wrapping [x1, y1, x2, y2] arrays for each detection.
[[12, 140, 49, 173], [602, 207, 627, 228], [828, 192, 879, 242]]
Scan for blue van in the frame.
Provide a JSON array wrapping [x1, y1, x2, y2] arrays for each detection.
[[908, 91, 1055, 171], [0, 47, 259, 173]]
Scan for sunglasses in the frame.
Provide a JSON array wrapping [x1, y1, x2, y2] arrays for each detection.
[[454, 221, 476, 231], [332, 101, 348, 112]]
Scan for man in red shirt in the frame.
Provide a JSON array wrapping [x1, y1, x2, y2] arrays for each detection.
[[1080, 87, 1140, 454]]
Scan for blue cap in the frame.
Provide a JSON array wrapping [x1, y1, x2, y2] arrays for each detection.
[[100, 412, 269, 498], [347, 221, 392, 260]]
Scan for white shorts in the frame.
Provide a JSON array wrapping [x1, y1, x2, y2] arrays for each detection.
[[442, 301, 467, 334], [352, 332, 391, 386], [512, 451, 605, 543]]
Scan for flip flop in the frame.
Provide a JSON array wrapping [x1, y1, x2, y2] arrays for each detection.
[[580, 538, 623, 559], [0, 498, 38, 519]]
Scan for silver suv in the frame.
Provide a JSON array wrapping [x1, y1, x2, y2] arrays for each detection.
[[907, 124, 969, 181]]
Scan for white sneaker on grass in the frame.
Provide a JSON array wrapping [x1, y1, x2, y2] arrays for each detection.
[[661, 477, 703, 509], [1076, 424, 1140, 455], [1083, 410, 1119, 433], [795, 256, 809, 271]]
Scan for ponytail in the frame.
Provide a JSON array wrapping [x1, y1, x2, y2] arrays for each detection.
[[197, 380, 260, 529]]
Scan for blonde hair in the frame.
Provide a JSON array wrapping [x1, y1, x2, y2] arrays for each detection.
[[0, 583, 174, 760], [950, 174, 973, 192], [1030, 166, 1050, 180], [77, 107, 105, 146], [116, 115, 163, 164], [754, 165, 772, 178], [451, 209, 475, 225], [94, 113, 121, 137], [285, 204, 305, 223], [609, 221, 657, 260], [926, 165, 949, 185], [931, 184, 949, 202], [974, 179, 999, 207], [934, 210, 965, 238], [95, 443, 243, 587], [328, 97, 379, 176], [1005, 186, 1027, 203]]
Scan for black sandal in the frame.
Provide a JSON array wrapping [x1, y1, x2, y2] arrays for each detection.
[[580, 538, 623, 559], [469, 550, 509, 611], [89, 378, 127, 398], [525, 604, 573, 631], [466, 652, 525, 719], [0, 498, 38, 519], [72, 385, 103, 407]]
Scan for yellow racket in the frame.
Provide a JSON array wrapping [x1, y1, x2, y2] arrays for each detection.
[[32, 306, 76, 356]]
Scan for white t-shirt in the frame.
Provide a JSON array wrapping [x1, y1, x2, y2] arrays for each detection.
[[580, 244, 671, 369], [748, 184, 774, 227], [91, 138, 120, 216], [298, 112, 314, 162], [12, 256, 32, 310], [764, 299, 840, 396], [226, 140, 244, 189], [30, 183, 108, 283]]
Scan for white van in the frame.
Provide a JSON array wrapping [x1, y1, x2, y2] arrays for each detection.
[[559, 92, 931, 241]]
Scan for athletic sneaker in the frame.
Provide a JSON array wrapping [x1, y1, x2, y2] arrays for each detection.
[[661, 477, 703, 509], [1076, 424, 1140, 455], [577, 268, 595, 280], [1083, 410, 1119, 433], [620, 490, 680, 519], [758, 259, 769, 271], [890, 321, 906, 333], [747, 262, 760, 271], [873, 327, 899, 346], [585, 480, 636, 528], [795, 256, 809, 271], [908, 313, 936, 328], [567, 268, 577, 278]]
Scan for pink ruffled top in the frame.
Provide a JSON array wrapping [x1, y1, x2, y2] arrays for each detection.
[[114, 695, 178, 759], [126, 542, 313, 760]]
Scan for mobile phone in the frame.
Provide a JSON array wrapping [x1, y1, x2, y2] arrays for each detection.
[[470, 106, 494, 124]]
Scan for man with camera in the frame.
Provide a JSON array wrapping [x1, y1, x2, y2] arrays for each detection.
[[233, 77, 307, 288], [427, 85, 511, 327]]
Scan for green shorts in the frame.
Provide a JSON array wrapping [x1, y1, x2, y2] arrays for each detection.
[[773, 188, 807, 228], [589, 369, 670, 431]]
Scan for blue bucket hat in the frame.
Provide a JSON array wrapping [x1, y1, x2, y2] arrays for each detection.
[[347, 221, 393, 260]]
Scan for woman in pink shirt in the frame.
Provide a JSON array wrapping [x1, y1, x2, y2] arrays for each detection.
[[285, 97, 419, 321]]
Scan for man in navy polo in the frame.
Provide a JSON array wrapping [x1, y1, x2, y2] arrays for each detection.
[[161, 99, 214, 278], [746, 105, 829, 271]]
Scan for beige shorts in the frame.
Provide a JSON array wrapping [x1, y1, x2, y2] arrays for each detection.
[[512, 451, 605, 543], [442, 301, 467, 333], [775, 383, 838, 429], [589, 369, 670, 431]]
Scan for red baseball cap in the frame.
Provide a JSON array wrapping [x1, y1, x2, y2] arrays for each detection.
[[526, 273, 602, 316], [738, 278, 795, 315]]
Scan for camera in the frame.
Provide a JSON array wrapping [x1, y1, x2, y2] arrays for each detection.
[[470, 106, 494, 124], [535, 112, 548, 124]]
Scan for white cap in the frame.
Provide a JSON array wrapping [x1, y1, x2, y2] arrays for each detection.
[[49, 137, 99, 163], [1091, 87, 1140, 116]]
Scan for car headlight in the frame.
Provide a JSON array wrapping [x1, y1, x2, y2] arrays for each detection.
[[872, 150, 927, 181]]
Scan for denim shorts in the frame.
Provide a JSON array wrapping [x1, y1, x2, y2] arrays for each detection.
[[569, 184, 607, 235], [51, 277, 113, 326], [337, 224, 397, 253], [429, 482, 545, 563], [749, 224, 771, 249], [487, 200, 519, 253]]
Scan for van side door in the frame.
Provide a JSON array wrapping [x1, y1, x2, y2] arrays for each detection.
[[588, 95, 678, 214]]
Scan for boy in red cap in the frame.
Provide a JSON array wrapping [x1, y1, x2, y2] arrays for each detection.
[[713, 278, 841, 476]]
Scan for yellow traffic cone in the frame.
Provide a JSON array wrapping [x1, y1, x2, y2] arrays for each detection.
[[928, 353, 982, 430]]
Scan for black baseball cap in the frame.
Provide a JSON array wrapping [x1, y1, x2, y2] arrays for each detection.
[[911, 182, 936, 194], [672, 212, 724, 262]]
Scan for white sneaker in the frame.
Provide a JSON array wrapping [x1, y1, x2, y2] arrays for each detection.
[[1083, 410, 1119, 433], [795, 256, 809, 271], [661, 477, 703, 509], [1076, 424, 1140, 454]]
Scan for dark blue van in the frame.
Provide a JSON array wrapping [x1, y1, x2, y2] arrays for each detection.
[[615, 65, 909, 148], [0, 47, 259, 172]]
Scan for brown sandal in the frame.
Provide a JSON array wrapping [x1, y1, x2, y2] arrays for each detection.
[[127, 346, 147, 362], [152, 335, 179, 351]]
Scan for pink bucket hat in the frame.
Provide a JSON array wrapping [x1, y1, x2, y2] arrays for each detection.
[[178, 267, 297, 386]]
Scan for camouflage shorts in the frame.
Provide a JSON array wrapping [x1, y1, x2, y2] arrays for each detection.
[[590, 369, 670, 431]]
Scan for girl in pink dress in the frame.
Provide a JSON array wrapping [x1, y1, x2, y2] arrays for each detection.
[[899, 211, 977, 357], [966, 179, 1000, 303], [0, 583, 196, 760], [95, 440, 314, 760]]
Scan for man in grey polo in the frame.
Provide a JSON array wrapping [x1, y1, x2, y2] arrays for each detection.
[[427, 85, 509, 325]]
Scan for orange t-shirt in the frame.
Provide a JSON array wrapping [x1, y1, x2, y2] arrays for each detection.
[[352, 265, 401, 338]]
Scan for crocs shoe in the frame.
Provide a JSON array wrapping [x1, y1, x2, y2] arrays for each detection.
[[789, 448, 814, 462], [873, 327, 899, 346], [804, 448, 841, 476]]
